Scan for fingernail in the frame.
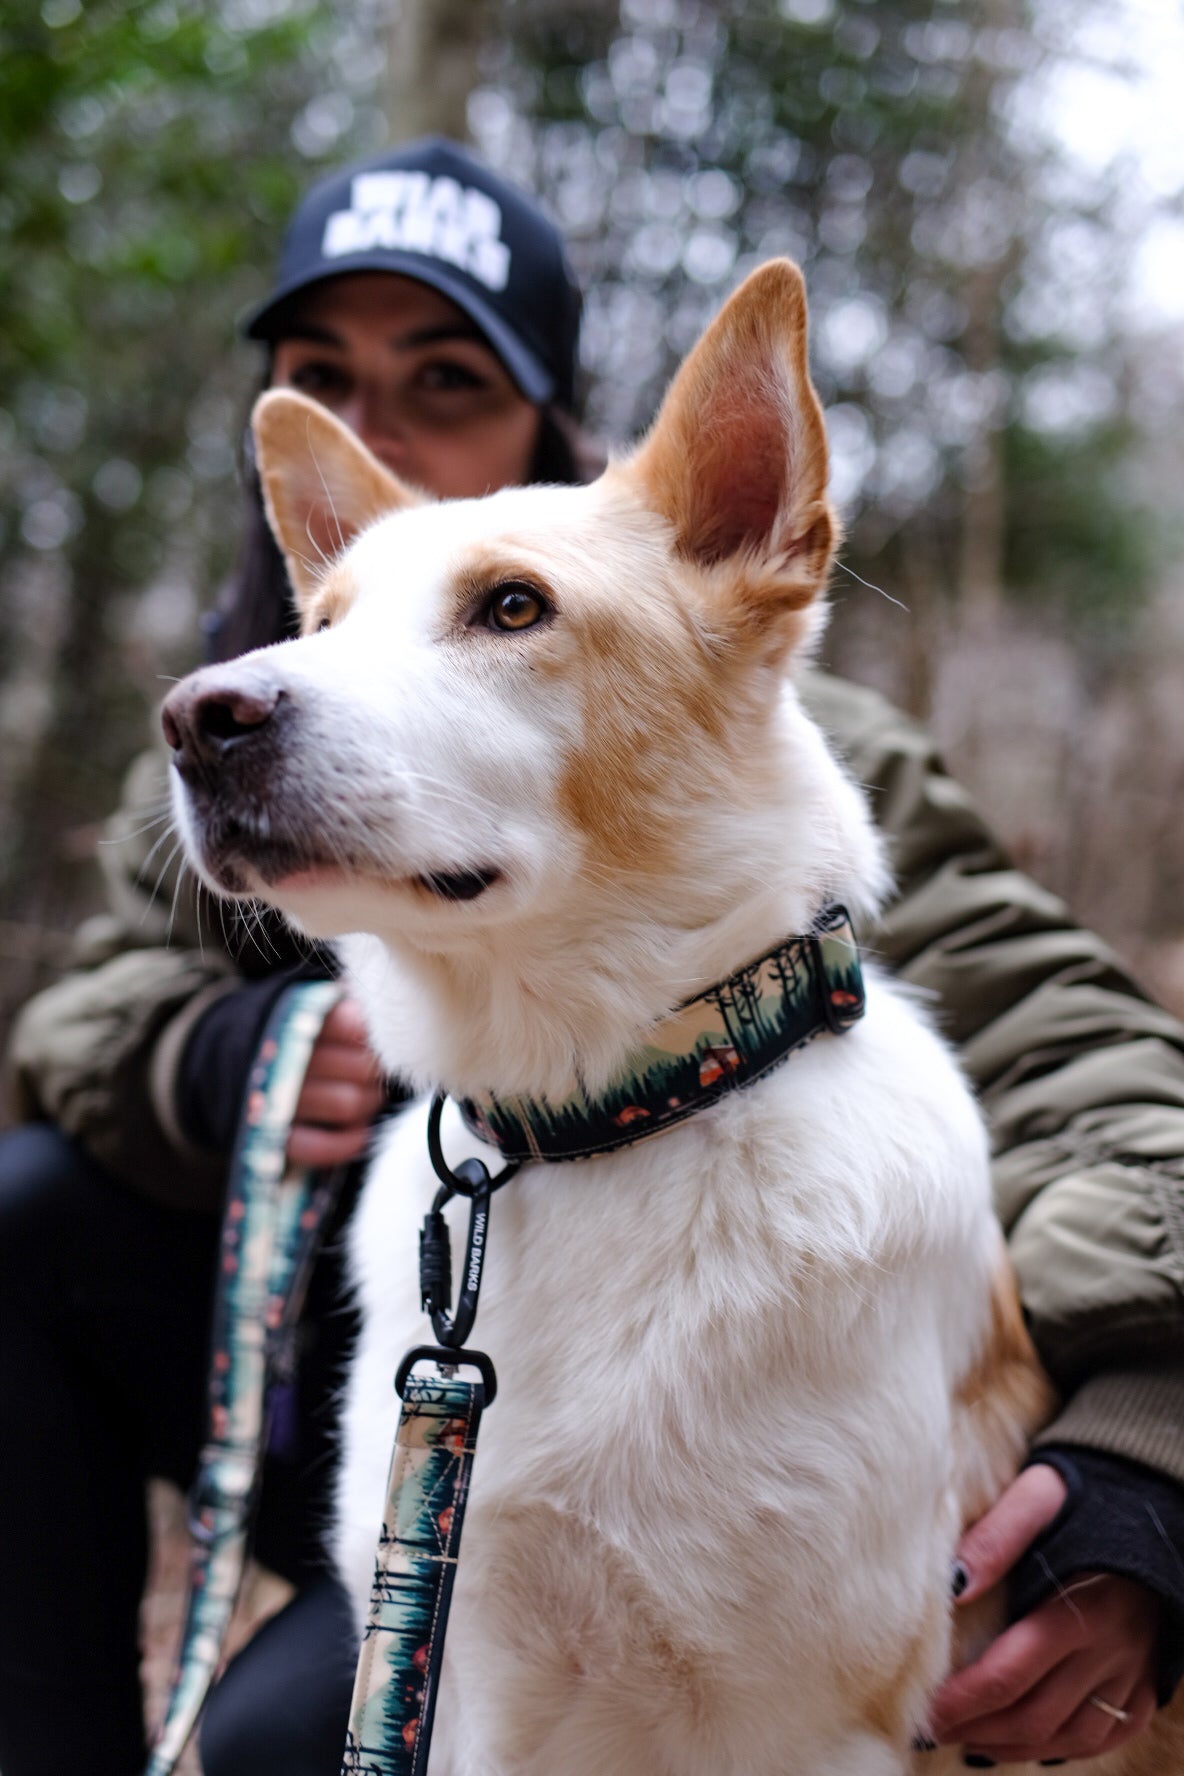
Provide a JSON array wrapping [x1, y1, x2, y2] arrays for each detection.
[[951, 1560, 970, 1598], [911, 1736, 938, 1751], [963, 1759, 996, 1770]]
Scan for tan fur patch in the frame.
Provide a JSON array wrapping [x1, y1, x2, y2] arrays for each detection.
[[300, 563, 362, 636], [855, 1604, 945, 1748], [551, 559, 740, 882], [955, 1251, 1056, 1528]]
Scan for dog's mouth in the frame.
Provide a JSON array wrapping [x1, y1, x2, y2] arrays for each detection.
[[270, 862, 503, 904], [182, 799, 504, 907], [416, 866, 503, 902], [202, 839, 503, 907]]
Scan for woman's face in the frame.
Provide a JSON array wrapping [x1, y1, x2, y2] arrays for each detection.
[[270, 272, 543, 500]]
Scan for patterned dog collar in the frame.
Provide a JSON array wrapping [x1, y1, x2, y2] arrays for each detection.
[[459, 904, 865, 1164]]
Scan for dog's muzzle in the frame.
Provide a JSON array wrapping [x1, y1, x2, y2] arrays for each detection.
[[162, 665, 306, 888]]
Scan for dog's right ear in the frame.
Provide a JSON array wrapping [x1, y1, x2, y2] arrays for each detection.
[[251, 390, 420, 605]]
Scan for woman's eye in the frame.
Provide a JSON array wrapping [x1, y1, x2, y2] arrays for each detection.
[[287, 362, 351, 400], [485, 582, 548, 631], [419, 360, 485, 393]]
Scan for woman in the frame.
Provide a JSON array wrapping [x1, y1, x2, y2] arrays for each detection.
[[3, 137, 1182, 1775]]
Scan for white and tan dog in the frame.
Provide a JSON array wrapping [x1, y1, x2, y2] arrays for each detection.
[[164, 263, 1173, 1774]]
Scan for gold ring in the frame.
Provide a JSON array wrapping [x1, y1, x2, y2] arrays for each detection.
[[1088, 1693, 1132, 1725]]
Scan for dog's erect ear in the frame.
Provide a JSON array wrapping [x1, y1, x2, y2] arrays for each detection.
[[251, 390, 420, 605], [628, 260, 835, 619]]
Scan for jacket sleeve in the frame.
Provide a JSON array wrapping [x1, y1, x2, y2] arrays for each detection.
[[803, 669, 1184, 1484], [4, 748, 242, 1211]]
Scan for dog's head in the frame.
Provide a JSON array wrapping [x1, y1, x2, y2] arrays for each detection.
[[164, 262, 873, 1000]]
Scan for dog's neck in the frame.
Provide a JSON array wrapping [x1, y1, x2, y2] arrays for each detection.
[[457, 908, 865, 1163], [341, 692, 887, 1104]]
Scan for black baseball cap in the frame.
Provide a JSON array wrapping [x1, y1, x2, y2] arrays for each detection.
[[243, 137, 582, 410]]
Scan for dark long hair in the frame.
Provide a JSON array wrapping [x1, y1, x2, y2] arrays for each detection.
[[206, 403, 599, 666]]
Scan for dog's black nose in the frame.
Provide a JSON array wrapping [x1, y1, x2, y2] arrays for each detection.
[[162, 669, 282, 773]]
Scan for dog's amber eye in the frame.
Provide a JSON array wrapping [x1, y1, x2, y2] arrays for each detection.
[[486, 582, 547, 632]]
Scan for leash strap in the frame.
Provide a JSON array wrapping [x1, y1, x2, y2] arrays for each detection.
[[145, 978, 344, 1776], [341, 1358, 489, 1774]]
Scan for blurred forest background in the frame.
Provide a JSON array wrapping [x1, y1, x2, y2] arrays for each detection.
[[3, 0, 1184, 1069]]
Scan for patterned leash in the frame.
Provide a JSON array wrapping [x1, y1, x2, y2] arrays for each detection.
[[341, 1101, 514, 1773], [145, 979, 502, 1776], [145, 978, 345, 1776]]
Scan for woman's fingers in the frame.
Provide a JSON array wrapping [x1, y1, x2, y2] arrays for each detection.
[[302, 1040, 384, 1086], [974, 1676, 1156, 1766], [286, 1120, 377, 1167], [294, 1077, 385, 1129], [931, 1574, 1163, 1761], [951, 1463, 1068, 1603], [316, 995, 377, 1051], [302, 997, 382, 1086], [287, 994, 384, 1161], [930, 1606, 1067, 1739]]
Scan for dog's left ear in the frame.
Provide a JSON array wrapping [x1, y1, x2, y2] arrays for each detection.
[[251, 390, 420, 606], [627, 260, 836, 645]]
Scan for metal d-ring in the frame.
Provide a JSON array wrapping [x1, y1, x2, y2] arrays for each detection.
[[395, 1343, 498, 1406], [426, 1091, 520, 1194]]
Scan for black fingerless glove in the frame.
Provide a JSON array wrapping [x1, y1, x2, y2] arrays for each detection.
[[1012, 1446, 1184, 1705]]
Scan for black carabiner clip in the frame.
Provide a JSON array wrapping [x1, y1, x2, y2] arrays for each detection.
[[419, 1160, 492, 1350], [420, 1094, 520, 1350]]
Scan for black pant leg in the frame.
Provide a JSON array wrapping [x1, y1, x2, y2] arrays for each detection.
[[199, 1575, 357, 1776], [0, 1124, 220, 1776]]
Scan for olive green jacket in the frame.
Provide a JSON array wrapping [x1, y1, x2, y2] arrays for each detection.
[[7, 670, 1184, 1479]]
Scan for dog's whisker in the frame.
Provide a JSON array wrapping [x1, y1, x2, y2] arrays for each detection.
[[99, 808, 173, 846], [135, 833, 189, 926], [834, 560, 909, 612], [135, 820, 189, 895], [292, 537, 331, 578], [165, 844, 194, 941], [308, 430, 348, 559]]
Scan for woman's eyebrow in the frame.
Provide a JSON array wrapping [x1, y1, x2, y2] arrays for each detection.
[[279, 322, 344, 347], [278, 321, 490, 352], [394, 321, 489, 351]]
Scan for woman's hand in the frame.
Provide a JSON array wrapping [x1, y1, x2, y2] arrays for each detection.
[[928, 1464, 1161, 1763], [286, 995, 385, 1167]]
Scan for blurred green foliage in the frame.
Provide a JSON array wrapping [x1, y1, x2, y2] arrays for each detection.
[[0, 0, 383, 985], [0, 0, 384, 595]]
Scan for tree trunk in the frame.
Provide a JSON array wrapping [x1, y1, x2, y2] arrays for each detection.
[[384, 0, 490, 143]]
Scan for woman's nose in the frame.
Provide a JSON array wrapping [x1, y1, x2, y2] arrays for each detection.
[[342, 388, 412, 473]]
